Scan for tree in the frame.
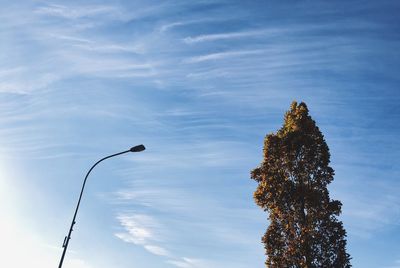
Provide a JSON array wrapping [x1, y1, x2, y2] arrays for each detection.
[[251, 101, 351, 268]]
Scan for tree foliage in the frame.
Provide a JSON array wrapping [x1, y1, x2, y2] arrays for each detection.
[[251, 101, 351, 268]]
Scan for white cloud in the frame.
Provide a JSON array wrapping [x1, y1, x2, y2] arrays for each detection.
[[45, 33, 145, 54], [35, 4, 121, 20], [166, 257, 217, 268], [159, 18, 222, 33], [0, 71, 59, 94], [144, 244, 170, 256], [64, 258, 94, 268], [331, 170, 400, 239], [160, 21, 186, 32], [167, 260, 193, 268], [184, 49, 265, 63], [183, 29, 267, 44], [115, 214, 156, 245], [115, 214, 172, 257], [341, 192, 400, 238], [114, 213, 226, 266]]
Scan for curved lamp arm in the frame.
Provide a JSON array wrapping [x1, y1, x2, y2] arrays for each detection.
[[58, 144, 145, 268]]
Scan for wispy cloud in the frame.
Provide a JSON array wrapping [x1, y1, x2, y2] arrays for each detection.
[[115, 213, 174, 258], [144, 245, 170, 256], [0, 71, 58, 94], [112, 185, 263, 268], [115, 213, 214, 266], [159, 17, 226, 33], [2, 1, 400, 268], [166, 258, 204, 268], [335, 179, 400, 238], [183, 29, 267, 44], [122, 139, 255, 171], [160, 21, 187, 32], [35, 3, 123, 20], [115, 214, 161, 245], [46, 33, 146, 54], [184, 49, 266, 63], [166, 257, 249, 268]]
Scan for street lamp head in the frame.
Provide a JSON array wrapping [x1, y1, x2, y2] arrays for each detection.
[[130, 144, 146, 152]]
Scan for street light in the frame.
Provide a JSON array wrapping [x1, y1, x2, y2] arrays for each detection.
[[58, 144, 146, 268]]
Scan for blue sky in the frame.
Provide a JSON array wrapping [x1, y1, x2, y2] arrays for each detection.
[[0, 0, 399, 267]]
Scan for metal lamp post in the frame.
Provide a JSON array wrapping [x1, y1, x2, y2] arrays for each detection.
[[58, 144, 146, 268]]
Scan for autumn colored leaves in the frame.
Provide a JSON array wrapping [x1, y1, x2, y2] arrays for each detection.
[[251, 102, 351, 268]]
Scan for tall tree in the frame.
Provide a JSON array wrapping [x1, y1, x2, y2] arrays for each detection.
[[251, 101, 351, 268]]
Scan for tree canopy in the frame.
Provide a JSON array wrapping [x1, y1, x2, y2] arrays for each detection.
[[251, 101, 351, 267]]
